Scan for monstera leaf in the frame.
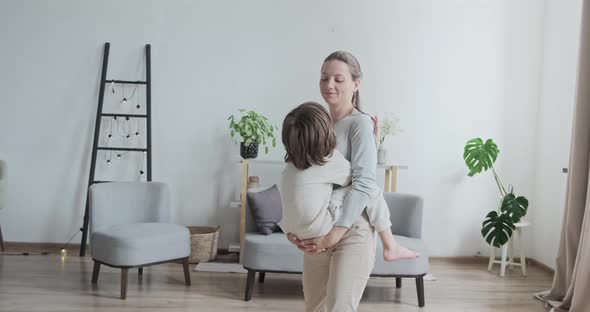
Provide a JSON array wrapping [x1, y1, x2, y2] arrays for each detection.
[[501, 193, 529, 223], [463, 137, 530, 248], [464, 138, 499, 177], [481, 211, 515, 248]]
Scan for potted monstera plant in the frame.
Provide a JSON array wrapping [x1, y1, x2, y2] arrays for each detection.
[[463, 138, 529, 248], [228, 109, 277, 159]]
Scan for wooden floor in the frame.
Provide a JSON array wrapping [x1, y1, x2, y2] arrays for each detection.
[[0, 253, 551, 312]]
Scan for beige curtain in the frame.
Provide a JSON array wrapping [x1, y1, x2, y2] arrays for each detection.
[[536, 1, 590, 311]]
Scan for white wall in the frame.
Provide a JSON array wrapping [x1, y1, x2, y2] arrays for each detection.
[[530, 0, 582, 269], [0, 0, 548, 256]]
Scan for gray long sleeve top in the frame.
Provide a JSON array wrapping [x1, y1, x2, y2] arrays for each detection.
[[333, 110, 379, 228]]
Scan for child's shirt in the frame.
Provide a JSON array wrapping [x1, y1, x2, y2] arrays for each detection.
[[279, 150, 351, 239]]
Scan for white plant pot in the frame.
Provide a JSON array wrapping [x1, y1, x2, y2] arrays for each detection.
[[377, 147, 388, 164]]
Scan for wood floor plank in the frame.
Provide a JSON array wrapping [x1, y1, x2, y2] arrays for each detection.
[[0, 254, 552, 311]]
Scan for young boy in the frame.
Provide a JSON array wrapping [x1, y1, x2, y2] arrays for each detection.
[[279, 102, 417, 261]]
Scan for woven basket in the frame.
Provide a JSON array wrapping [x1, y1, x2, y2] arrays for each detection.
[[187, 226, 220, 263]]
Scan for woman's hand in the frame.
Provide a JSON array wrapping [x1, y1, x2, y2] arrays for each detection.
[[287, 233, 322, 253], [300, 226, 348, 251], [287, 233, 301, 246]]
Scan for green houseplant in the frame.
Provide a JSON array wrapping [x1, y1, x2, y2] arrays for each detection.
[[463, 138, 529, 248], [228, 109, 277, 159]]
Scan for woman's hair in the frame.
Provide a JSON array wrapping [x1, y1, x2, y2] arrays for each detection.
[[282, 102, 336, 170], [323, 51, 363, 110]]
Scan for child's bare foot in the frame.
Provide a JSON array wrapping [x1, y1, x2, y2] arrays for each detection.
[[378, 229, 419, 261], [383, 244, 419, 262]]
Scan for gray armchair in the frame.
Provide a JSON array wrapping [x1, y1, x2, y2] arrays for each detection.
[[89, 182, 191, 299], [242, 192, 429, 307], [372, 192, 429, 307]]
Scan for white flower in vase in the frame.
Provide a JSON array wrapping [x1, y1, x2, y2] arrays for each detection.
[[378, 113, 403, 164]]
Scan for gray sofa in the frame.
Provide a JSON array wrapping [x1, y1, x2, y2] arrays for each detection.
[[241, 192, 429, 307]]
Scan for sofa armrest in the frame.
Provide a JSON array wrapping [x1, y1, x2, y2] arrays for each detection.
[[383, 192, 423, 239]]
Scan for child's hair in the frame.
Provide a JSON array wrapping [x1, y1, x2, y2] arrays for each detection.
[[282, 102, 336, 170]]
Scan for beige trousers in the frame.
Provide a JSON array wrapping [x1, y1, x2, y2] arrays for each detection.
[[302, 214, 376, 312]]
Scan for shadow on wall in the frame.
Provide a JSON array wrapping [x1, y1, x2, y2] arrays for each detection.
[[213, 132, 243, 249], [47, 58, 101, 243]]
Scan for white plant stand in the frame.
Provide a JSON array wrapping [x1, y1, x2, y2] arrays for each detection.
[[487, 221, 530, 277]]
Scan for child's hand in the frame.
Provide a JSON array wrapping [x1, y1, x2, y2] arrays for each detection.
[[371, 115, 380, 139]]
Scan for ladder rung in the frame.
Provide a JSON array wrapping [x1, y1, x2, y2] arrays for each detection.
[[92, 180, 146, 184], [105, 79, 147, 85], [102, 113, 148, 118], [97, 147, 148, 152], [92, 180, 113, 184]]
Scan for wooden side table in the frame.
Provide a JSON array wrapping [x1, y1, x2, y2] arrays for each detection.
[[380, 164, 409, 193]]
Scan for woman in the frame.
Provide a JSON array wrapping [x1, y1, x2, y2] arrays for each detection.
[[288, 51, 379, 312]]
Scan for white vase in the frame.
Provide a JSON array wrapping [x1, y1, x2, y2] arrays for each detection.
[[377, 147, 388, 164]]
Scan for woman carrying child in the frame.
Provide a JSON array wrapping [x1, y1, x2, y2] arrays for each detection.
[[281, 51, 416, 312]]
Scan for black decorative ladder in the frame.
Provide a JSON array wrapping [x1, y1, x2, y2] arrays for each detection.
[[79, 42, 152, 256]]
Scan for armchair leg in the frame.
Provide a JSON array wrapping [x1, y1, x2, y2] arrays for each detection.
[[120, 268, 128, 300], [395, 277, 402, 289], [415, 276, 425, 307], [244, 269, 256, 301], [182, 257, 191, 286], [258, 272, 266, 284], [0, 224, 4, 252], [91, 261, 100, 284]]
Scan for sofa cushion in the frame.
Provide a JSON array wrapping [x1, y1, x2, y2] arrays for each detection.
[[91, 222, 190, 266], [247, 184, 283, 235], [242, 232, 303, 272], [241, 232, 428, 276]]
